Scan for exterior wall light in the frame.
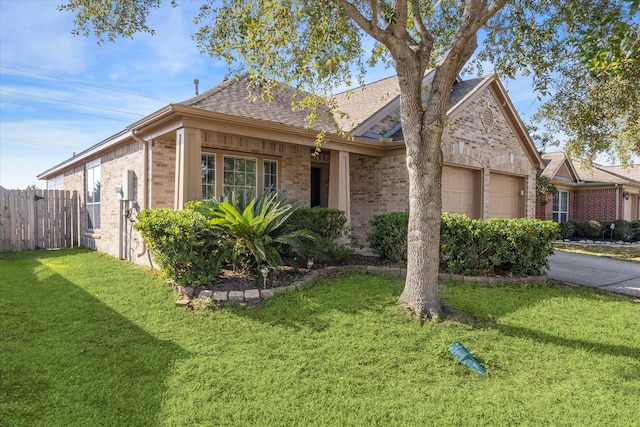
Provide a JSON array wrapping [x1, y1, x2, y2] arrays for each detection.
[[623, 191, 630, 200]]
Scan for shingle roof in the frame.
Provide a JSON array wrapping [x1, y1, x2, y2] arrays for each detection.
[[179, 74, 336, 133], [542, 152, 640, 185], [601, 165, 640, 183], [332, 74, 403, 132]]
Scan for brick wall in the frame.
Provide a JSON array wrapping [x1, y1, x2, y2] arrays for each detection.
[[150, 139, 176, 209], [572, 187, 619, 221], [556, 163, 572, 179]]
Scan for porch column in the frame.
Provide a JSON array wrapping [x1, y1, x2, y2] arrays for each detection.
[[174, 127, 202, 209], [328, 150, 351, 223]]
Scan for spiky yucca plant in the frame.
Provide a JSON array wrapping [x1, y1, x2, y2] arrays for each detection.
[[191, 190, 313, 274]]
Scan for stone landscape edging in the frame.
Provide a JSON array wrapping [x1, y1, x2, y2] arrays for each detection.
[[172, 266, 548, 306]]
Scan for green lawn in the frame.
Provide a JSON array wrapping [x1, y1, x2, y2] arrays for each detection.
[[1, 249, 639, 426], [555, 242, 640, 263]]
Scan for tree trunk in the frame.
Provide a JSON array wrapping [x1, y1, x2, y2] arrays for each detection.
[[396, 64, 458, 318]]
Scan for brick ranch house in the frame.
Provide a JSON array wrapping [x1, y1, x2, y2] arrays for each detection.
[[38, 71, 544, 263], [536, 152, 640, 223]]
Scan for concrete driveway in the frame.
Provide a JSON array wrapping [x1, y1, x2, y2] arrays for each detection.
[[548, 250, 640, 297]]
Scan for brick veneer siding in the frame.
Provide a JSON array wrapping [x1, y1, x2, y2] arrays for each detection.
[[350, 86, 538, 246], [572, 187, 620, 221], [150, 139, 176, 209], [556, 163, 572, 179]]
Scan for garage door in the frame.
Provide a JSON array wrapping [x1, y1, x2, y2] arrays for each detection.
[[489, 173, 523, 218], [442, 166, 478, 218]]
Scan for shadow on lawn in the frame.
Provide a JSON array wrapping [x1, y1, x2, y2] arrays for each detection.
[[0, 250, 186, 426]]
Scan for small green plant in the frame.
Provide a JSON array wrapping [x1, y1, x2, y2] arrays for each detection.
[[285, 207, 354, 265], [368, 212, 409, 264], [559, 221, 576, 239], [191, 190, 313, 274], [134, 208, 225, 286], [535, 176, 558, 207]]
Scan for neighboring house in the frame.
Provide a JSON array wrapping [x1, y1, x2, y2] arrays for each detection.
[[38, 71, 543, 263], [537, 152, 640, 222]]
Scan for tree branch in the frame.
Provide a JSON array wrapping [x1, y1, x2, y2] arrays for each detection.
[[334, 0, 387, 42], [444, 0, 508, 70], [409, 0, 434, 52]]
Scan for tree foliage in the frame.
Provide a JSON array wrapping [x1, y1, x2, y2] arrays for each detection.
[[477, 0, 639, 164]]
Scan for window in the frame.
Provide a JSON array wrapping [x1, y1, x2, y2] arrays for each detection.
[[553, 190, 568, 223], [223, 155, 257, 198], [202, 153, 278, 200], [86, 159, 101, 230], [47, 174, 64, 190], [263, 159, 278, 192], [201, 154, 216, 200]]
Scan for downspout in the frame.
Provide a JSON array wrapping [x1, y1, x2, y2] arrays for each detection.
[[131, 130, 149, 257], [615, 184, 620, 220], [130, 130, 149, 210]]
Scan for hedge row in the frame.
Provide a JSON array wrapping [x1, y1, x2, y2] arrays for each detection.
[[559, 219, 640, 242], [369, 213, 560, 277]]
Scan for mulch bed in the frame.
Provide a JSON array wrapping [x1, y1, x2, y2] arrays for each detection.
[[194, 255, 399, 294]]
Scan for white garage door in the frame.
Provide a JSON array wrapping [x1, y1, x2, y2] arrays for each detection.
[[442, 166, 478, 218], [489, 173, 523, 218]]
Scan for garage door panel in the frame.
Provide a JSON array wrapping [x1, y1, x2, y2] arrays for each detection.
[[442, 166, 478, 218], [489, 173, 523, 218]]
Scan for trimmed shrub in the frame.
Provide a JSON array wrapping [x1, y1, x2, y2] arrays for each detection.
[[574, 220, 602, 239], [285, 207, 354, 265], [134, 208, 225, 286], [368, 212, 409, 264], [632, 220, 640, 241], [368, 212, 560, 276], [601, 220, 635, 242], [559, 221, 576, 240]]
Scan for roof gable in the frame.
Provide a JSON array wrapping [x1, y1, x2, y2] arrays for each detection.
[[540, 152, 579, 182]]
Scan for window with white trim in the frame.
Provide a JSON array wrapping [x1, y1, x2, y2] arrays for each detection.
[[553, 190, 568, 223], [263, 159, 278, 193], [223, 155, 257, 198], [201, 153, 278, 200], [86, 159, 101, 230], [201, 153, 216, 200]]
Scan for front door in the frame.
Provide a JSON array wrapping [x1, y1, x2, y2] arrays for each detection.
[[311, 167, 322, 207]]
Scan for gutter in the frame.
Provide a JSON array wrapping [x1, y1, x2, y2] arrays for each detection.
[[615, 183, 620, 220], [130, 129, 149, 258]]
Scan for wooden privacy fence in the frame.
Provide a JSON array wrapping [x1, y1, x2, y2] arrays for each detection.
[[0, 188, 80, 252]]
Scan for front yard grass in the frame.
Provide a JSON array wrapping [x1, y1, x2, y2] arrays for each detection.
[[555, 241, 640, 263], [1, 249, 639, 426]]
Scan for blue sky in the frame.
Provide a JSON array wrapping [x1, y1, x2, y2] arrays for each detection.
[[0, 0, 544, 190]]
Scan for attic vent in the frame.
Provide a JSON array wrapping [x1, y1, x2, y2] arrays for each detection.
[[480, 106, 494, 133]]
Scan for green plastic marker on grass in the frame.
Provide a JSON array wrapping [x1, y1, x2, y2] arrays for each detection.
[[448, 342, 486, 375]]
